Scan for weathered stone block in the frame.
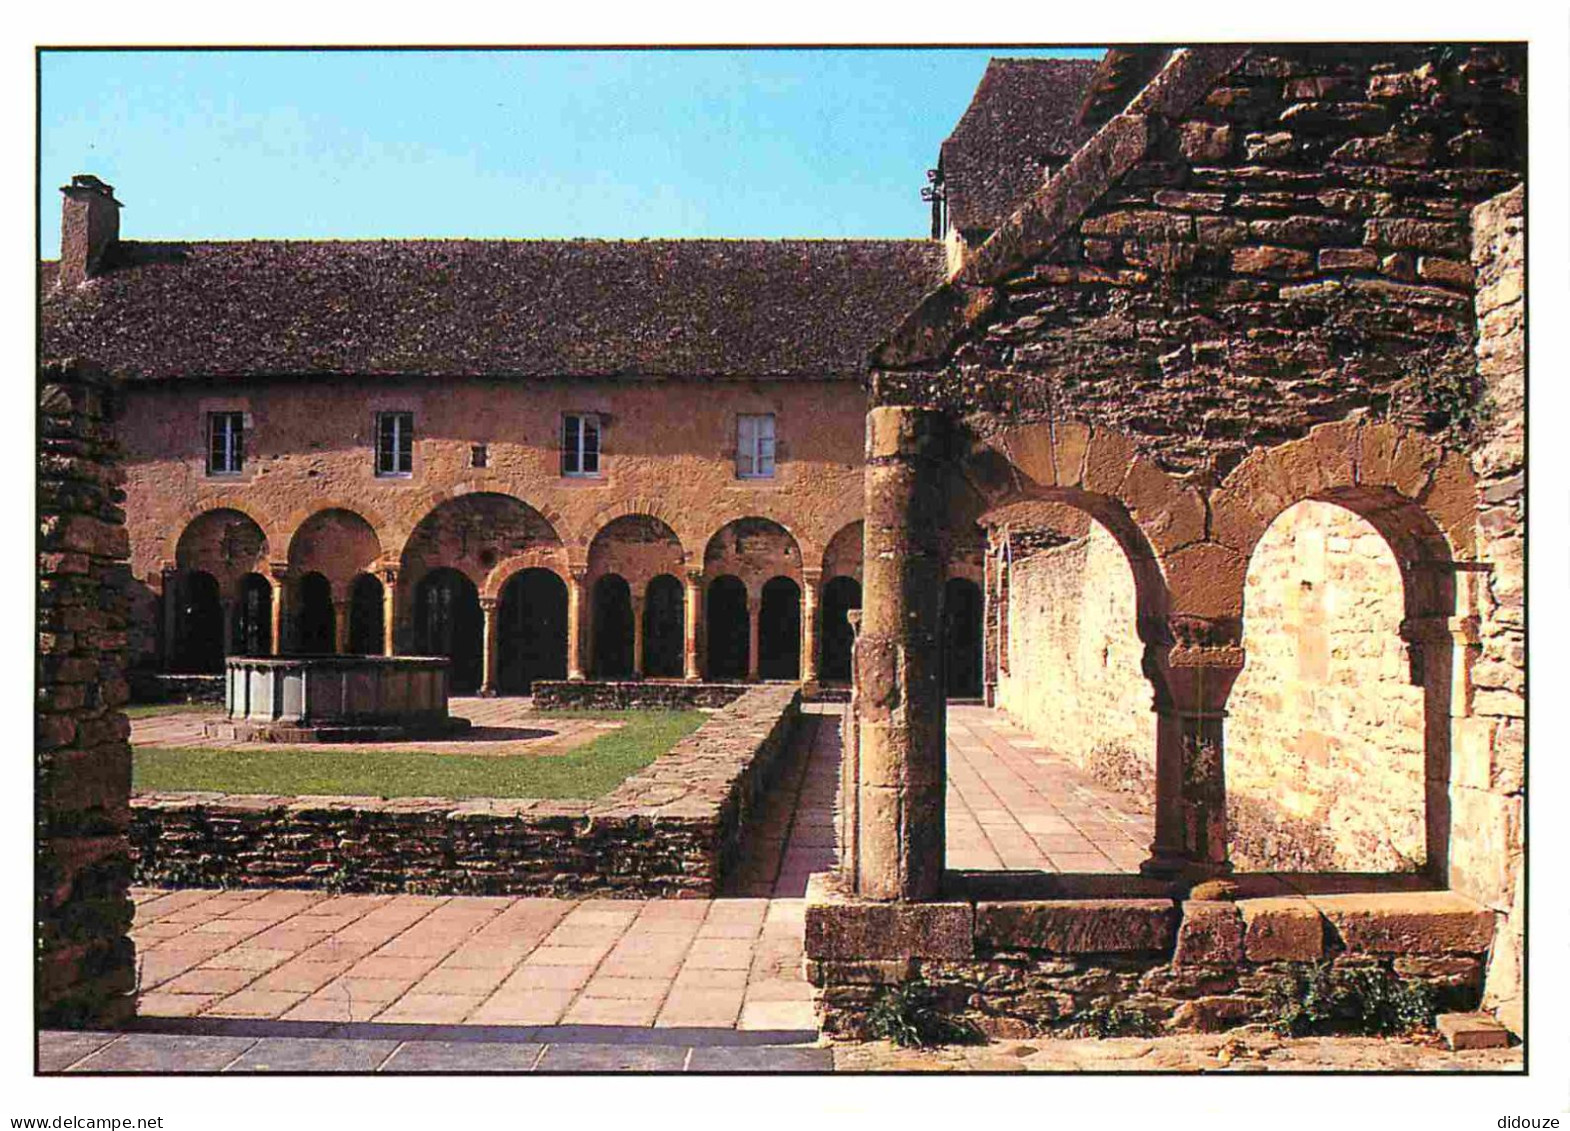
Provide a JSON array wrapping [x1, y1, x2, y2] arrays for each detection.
[[975, 899, 1177, 954], [1240, 897, 1324, 961], [1313, 891, 1496, 955], [1174, 901, 1244, 966], [803, 874, 974, 960], [1436, 1011, 1511, 1050]]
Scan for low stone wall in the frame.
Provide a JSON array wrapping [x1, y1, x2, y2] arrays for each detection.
[[129, 672, 225, 705], [531, 680, 755, 711], [131, 686, 800, 898], [805, 874, 1495, 1039]]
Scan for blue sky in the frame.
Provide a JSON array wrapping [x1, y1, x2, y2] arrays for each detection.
[[39, 48, 1102, 255]]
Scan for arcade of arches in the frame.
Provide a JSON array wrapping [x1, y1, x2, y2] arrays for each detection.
[[157, 504, 978, 698]]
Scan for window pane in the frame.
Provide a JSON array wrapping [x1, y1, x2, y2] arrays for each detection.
[[563, 415, 581, 473], [231, 416, 244, 471], [582, 415, 599, 473], [377, 414, 394, 473], [758, 414, 775, 442], [397, 413, 413, 472], [758, 434, 775, 475], [209, 416, 224, 471]]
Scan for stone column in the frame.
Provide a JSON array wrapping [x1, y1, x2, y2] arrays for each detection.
[[567, 569, 587, 681], [479, 596, 498, 696], [631, 595, 646, 679], [1141, 617, 1243, 880], [683, 570, 703, 681], [1402, 610, 1470, 887], [220, 597, 237, 658], [161, 567, 180, 671], [852, 406, 947, 901], [37, 357, 136, 1027], [801, 569, 821, 685], [268, 568, 287, 656], [381, 566, 399, 656], [333, 598, 351, 655], [746, 591, 761, 683]]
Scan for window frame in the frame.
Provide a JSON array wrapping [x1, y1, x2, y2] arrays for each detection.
[[206, 411, 245, 476], [735, 413, 777, 480], [561, 412, 603, 478], [375, 410, 415, 478]]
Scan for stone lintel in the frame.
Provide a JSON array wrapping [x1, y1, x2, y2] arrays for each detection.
[[1312, 891, 1496, 955], [975, 898, 1178, 954], [803, 872, 974, 960], [1239, 897, 1325, 962]]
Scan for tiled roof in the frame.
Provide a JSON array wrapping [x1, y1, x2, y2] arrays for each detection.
[[939, 57, 1102, 238], [40, 238, 946, 381]]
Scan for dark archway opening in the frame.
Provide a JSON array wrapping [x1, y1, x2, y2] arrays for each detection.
[[820, 576, 861, 683], [499, 568, 568, 694], [591, 574, 635, 679], [295, 572, 336, 655], [234, 573, 272, 657], [415, 568, 483, 693], [348, 573, 384, 656], [173, 570, 224, 673], [706, 575, 749, 681], [943, 576, 984, 699], [759, 576, 802, 681], [644, 574, 684, 678]]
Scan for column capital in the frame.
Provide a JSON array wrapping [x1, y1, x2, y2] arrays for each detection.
[[479, 596, 498, 613], [268, 561, 291, 582], [801, 566, 824, 585], [684, 568, 705, 587], [380, 563, 401, 585]]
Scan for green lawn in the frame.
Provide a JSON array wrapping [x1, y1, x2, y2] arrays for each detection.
[[125, 702, 220, 719], [131, 709, 705, 800]]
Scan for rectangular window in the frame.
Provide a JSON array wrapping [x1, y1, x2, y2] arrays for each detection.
[[736, 413, 776, 479], [562, 413, 601, 476], [207, 412, 245, 475], [376, 411, 414, 477]]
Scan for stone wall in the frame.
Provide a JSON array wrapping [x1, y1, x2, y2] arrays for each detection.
[[806, 875, 1495, 1039], [130, 686, 800, 898], [530, 680, 752, 711], [994, 520, 1155, 805], [1459, 185, 1524, 1033], [1227, 501, 1426, 871], [37, 358, 137, 1027]]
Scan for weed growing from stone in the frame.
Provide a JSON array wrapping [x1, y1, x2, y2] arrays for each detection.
[[866, 983, 982, 1048], [1263, 962, 1436, 1037], [1070, 1002, 1161, 1039]]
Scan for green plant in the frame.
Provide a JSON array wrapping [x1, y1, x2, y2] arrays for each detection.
[[1263, 962, 1436, 1037], [865, 982, 981, 1048], [1071, 1001, 1161, 1039], [1393, 359, 1494, 449]]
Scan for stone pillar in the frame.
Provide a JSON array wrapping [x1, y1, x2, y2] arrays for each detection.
[[37, 358, 136, 1028], [1402, 610, 1470, 887], [631, 595, 646, 679], [801, 569, 821, 685], [1141, 617, 1244, 880], [268, 568, 287, 656], [221, 597, 237, 657], [381, 566, 399, 656], [333, 598, 351, 655], [567, 569, 587, 681], [851, 406, 948, 901], [683, 570, 703, 681], [160, 567, 179, 671], [479, 596, 498, 696], [746, 591, 761, 683]]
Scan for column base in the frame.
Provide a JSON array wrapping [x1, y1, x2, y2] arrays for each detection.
[[1139, 849, 1235, 882]]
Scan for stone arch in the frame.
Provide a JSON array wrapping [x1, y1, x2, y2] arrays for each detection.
[[387, 481, 567, 568], [164, 497, 280, 569], [575, 497, 687, 555], [587, 513, 686, 590], [278, 497, 398, 563], [482, 550, 570, 602], [286, 507, 383, 599], [174, 507, 271, 598], [702, 516, 804, 599], [822, 520, 864, 583], [399, 491, 564, 591]]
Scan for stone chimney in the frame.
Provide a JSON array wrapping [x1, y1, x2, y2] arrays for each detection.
[[58, 174, 121, 289]]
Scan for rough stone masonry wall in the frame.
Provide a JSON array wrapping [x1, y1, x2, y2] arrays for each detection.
[[37, 358, 137, 1027], [530, 680, 750, 712], [130, 686, 800, 898], [806, 874, 1495, 1039], [994, 521, 1155, 804], [1460, 185, 1524, 1033], [877, 46, 1524, 480], [1227, 501, 1426, 872]]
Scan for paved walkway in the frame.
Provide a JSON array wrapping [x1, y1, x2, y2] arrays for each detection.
[[946, 707, 1153, 872]]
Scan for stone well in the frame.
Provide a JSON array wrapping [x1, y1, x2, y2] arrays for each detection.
[[203, 655, 471, 743]]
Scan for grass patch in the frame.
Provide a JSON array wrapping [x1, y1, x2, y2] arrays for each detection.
[[132, 709, 705, 800], [125, 702, 219, 718]]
